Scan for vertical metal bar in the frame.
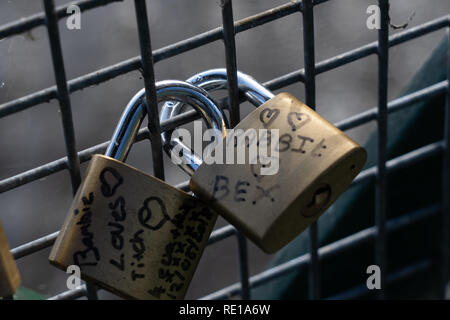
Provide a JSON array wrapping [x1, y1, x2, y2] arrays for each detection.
[[42, 0, 81, 193], [134, 0, 165, 180], [376, 0, 390, 299], [42, 0, 98, 300], [441, 27, 450, 299], [221, 0, 241, 127], [236, 232, 251, 300], [221, 0, 251, 299], [302, 0, 319, 300]]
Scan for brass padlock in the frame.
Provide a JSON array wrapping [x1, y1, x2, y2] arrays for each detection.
[[0, 221, 21, 298], [161, 69, 367, 253], [50, 80, 228, 299]]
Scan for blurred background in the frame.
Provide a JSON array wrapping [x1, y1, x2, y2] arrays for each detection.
[[0, 0, 449, 299]]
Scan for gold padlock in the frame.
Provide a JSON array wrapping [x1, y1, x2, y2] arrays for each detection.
[[50, 80, 228, 299], [0, 221, 21, 298], [161, 69, 367, 253]]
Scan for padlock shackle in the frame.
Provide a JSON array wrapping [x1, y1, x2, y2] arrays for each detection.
[[186, 68, 274, 107], [161, 70, 274, 128], [159, 69, 274, 176], [105, 89, 146, 161], [106, 80, 228, 175]]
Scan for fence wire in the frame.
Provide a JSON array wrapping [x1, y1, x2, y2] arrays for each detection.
[[0, 0, 449, 300]]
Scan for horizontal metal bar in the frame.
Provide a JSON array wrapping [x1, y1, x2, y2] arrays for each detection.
[[12, 220, 237, 261], [327, 259, 432, 300], [0, 57, 141, 117], [0, 128, 147, 193], [48, 285, 87, 300], [389, 16, 450, 48], [2, 110, 444, 266], [316, 15, 450, 75], [313, 0, 331, 6], [264, 15, 450, 89], [4, 7, 445, 119], [32, 225, 238, 300], [208, 225, 236, 245], [0, 108, 201, 192], [336, 81, 448, 131], [263, 69, 306, 91], [0, 2, 301, 117], [0, 6, 445, 118], [163, 110, 199, 131], [154, 2, 302, 64], [353, 141, 444, 186], [1, 77, 445, 194], [11, 231, 59, 259], [0, 0, 301, 42], [4, 110, 445, 268], [321, 204, 441, 259], [53, 257, 431, 301], [0, 0, 123, 39], [174, 180, 190, 192], [0, 115, 198, 191], [200, 204, 439, 300]]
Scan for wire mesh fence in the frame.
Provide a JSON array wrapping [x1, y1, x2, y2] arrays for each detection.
[[0, 0, 449, 300]]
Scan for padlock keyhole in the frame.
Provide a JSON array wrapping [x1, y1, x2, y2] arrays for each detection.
[[302, 184, 331, 217]]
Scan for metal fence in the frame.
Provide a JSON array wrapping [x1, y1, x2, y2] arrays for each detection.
[[0, 0, 449, 300]]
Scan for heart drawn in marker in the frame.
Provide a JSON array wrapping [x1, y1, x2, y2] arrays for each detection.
[[259, 108, 280, 128], [287, 112, 311, 131]]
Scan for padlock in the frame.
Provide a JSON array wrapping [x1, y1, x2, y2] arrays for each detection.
[[49, 80, 228, 300], [0, 221, 21, 298], [161, 69, 367, 253]]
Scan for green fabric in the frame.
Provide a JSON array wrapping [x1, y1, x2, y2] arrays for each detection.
[[253, 36, 449, 299], [11, 287, 46, 300]]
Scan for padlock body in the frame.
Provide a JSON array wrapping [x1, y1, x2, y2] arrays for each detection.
[[0, 222, 21, 297], [190, 93, 366, 253], [50, 155, 217, 300]]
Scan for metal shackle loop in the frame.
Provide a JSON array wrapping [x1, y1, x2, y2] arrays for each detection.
[[161, 69, 274, 122], [185, 68, 274, 106], [160, 69, 274, 175], [106, 80, 228, 177]]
